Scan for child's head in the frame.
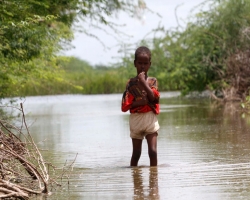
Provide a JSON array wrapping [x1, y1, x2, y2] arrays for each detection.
[[134, 46, 151, 61], [134, 46, 151, 75]]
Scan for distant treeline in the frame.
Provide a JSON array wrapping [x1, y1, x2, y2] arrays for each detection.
[[15, 57, 129, 96]]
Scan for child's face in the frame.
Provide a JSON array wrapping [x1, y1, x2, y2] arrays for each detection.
[[134, 53, 151, 75]]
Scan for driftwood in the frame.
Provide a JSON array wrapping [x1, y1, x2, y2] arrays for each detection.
[[0, 103, 76, 199]]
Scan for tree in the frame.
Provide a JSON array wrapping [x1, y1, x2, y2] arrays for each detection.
[[0, 0, 147, 98], [135, 0, 250, 100]]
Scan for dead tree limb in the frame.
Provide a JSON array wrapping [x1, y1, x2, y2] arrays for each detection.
[[0, 103, 77, 199]]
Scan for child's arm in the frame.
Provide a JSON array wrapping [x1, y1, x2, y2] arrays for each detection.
[[121, 90, 148, 112], [137, 72, 155, 102]]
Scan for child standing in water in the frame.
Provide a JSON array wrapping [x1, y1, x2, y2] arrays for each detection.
[[121, 46, 160, 166]]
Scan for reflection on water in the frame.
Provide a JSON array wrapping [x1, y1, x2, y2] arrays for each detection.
[[9, 92, 250, 199], [132, 167, 159, 200]]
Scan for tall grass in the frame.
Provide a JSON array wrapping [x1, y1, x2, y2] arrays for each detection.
[[15, 57, 127, 96]]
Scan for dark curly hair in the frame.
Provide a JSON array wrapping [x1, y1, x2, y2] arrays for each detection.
[[134, 46, 151, 60]]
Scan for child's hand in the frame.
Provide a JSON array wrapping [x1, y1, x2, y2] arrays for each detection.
[[137, 72, 146, 82]]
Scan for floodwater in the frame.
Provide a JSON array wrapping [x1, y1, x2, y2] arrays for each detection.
[[11, 92, 250, 199]]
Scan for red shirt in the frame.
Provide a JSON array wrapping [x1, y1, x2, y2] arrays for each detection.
[[121, 77, 160, 114]]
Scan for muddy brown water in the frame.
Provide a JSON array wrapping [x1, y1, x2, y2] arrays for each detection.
[[11, 92, 250, 199]]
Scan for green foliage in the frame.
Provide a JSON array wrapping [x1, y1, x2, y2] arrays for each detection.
[[173, 0, 250, 96], [0, 0, 147, 98], [15, 57, 125, 95], [118, 0, 250, 96], [8, 0, 250, 98], [59, 56, 93, 72]]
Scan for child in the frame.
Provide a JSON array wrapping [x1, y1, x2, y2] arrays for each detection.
[[121, 46, 160, 167]]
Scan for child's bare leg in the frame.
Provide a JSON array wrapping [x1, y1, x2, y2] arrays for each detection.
[[146, 132, 158, 166], [130, 138, 142, 166]]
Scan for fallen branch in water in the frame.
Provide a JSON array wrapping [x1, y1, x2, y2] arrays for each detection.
[[0, 103, 76, 199]]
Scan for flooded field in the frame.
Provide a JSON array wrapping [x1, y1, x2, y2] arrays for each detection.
[[12, 92, 250, 199]]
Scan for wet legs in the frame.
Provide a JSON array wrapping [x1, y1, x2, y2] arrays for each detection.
[[130, 132, 158, 167], [146, 132, 158, 166], [130, 139, 142, 166]]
